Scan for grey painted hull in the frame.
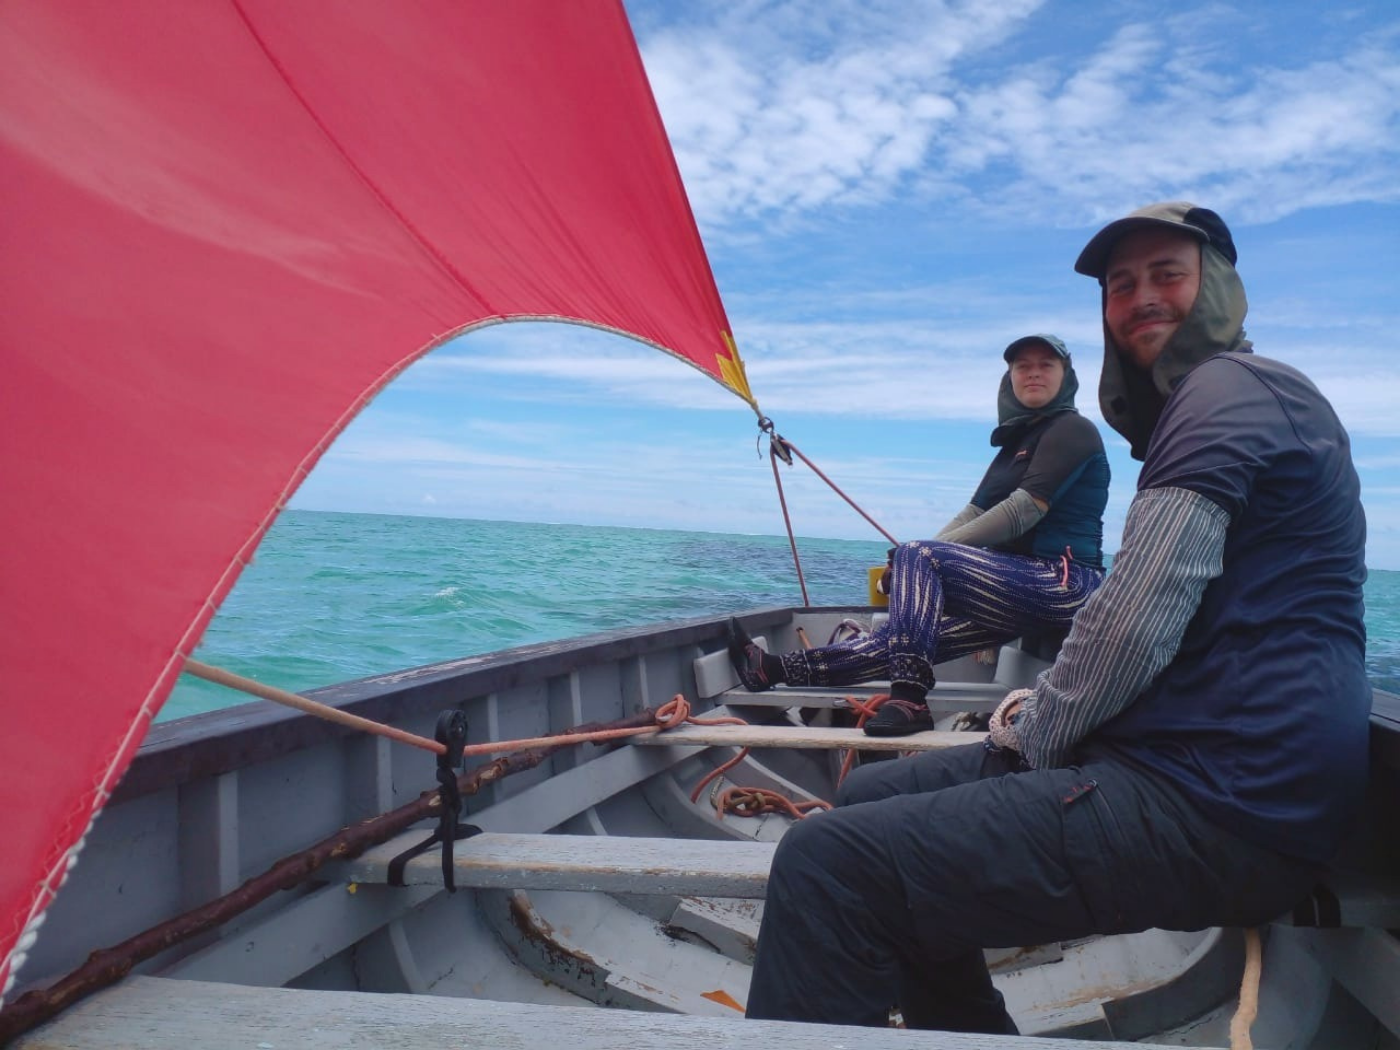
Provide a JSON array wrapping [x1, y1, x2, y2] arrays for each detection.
[[12, 607, 1400, 1048]]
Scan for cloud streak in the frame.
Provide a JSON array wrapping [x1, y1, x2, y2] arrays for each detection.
[[636, 3, 1400, 229]]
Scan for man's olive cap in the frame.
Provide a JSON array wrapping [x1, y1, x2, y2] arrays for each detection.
[[1075, 201, 1237, 279]]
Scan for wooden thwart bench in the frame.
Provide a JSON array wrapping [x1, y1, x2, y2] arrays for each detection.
[[343, 832, 777, 897], [635, 723, 977, 751], [342, 828, 1400, 931], [715, 683, 1006, 712]]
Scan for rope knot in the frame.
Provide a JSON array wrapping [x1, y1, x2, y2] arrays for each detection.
[[653, 694, 692, 729], [720, 788, 771, 818]]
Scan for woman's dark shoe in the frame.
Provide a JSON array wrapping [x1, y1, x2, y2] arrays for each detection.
[[727, 617, 781, 692], [863, 696, 935, 736]]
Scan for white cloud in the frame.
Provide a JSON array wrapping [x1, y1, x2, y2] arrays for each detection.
[[641, 1, 1041, 224], [297, 3, 1400, 565], [637, 4, 1400, 230], [382, 293, 1400, 442]]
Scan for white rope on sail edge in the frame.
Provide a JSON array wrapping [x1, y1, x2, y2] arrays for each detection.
[[0, 810, 102, 1007]]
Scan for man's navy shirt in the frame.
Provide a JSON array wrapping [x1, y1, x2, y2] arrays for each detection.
[[1095, 353, 1369, 863]]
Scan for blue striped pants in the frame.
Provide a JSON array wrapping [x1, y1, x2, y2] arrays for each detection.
[[780, 540, 1103, 691]]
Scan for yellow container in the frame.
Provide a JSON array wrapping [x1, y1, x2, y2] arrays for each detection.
[[867, 565, 890, 607]]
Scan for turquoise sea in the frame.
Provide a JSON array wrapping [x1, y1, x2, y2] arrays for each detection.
[[166, 509, 1400, 722]]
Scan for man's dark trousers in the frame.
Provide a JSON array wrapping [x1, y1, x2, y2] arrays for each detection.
[[744, 743, 1317, 1032]]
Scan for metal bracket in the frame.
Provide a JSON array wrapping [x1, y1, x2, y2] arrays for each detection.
[[756, 415, 793, 466], [387, 709, 482, 891]]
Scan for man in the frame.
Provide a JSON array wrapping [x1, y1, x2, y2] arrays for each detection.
[[743, 203, 1370, 1034]]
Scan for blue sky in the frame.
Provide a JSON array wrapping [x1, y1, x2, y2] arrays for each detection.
[[290, 1, 1400, 569]]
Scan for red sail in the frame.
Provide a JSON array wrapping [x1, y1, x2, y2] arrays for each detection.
[[0, 0, 753, 995]]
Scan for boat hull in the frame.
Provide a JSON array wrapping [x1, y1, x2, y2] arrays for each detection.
[[10, 607, 1400, 1047]]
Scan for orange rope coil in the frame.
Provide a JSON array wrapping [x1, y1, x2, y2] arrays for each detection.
[[712, 786, 831, 820], [837, 693, 891, 786]]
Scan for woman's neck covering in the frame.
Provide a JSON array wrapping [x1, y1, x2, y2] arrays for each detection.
[[1098, 244, 1253, 460], [991, 364, 1080, 447]]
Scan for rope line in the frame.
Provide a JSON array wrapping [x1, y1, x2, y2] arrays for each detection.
[[836, 693, 892, 786], [185, 660, 447, 753], [768, 441, 811, 607], [689, 746, 751, 803], [688, 745, 832, 820], [713, 786, 832, 820], [759, 420, 899, 609], [1229, 927, 1263, 1050], [187, 659, 833, 824], [185, 663, 742, 758], [777, 437, 899, 546]]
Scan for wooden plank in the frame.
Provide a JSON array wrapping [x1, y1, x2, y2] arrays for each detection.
[[632, 723, 980, 752], [14, 975, 1190, 1049], [162, 883, 438, 984], [157, 742, 702, 991], [693, 641, 764, 699], [667, 898, 760, 964], [718, 684, 1004, 713], [713, 689, 852, 709], [343, 832, 776, 897], [477, 889, 753, 1016], [469, 731, 694, 834]]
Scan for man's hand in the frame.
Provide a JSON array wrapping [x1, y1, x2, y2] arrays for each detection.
[[988, 688, 1033, 751]]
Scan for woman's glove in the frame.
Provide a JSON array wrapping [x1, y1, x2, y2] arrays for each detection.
[[988, 688, 1033, 752]]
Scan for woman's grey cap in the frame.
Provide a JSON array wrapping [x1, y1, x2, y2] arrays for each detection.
[[1075, 201, 1237, 279], [1003, 333, 1070, 362]]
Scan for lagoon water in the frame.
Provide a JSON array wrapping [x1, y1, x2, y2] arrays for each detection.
[[165, 509, 1400, 721]]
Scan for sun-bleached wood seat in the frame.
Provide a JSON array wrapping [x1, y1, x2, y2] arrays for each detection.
[[632, 722, 978, 752], [340, 832, 776, 897], [713, 683, 1007, 712]]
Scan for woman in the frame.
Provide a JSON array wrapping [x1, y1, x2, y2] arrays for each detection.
[[730, 334, 1110, 736]]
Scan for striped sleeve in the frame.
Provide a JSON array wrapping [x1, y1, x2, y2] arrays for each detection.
[[1016, 486, 1228, 769]]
